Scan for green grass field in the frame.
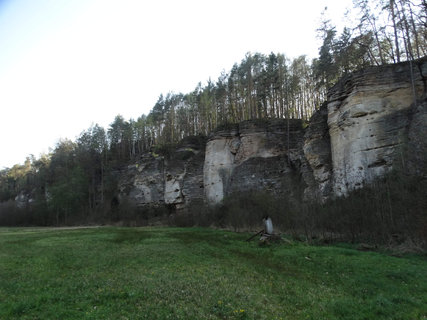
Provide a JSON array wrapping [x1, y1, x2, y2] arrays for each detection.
[[0, 227, 426, 319]]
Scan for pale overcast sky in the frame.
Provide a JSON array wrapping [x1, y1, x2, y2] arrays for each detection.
[[0, 0, 352, 168]]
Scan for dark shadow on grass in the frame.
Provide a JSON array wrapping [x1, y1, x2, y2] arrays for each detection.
[[227, 248, 301, 277], [110, 229, 155, 244], [167, 229, 247, 247]]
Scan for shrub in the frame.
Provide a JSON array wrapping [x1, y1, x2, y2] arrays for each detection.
[[190, 169, 427, 249], [0, 200, 29, 226]]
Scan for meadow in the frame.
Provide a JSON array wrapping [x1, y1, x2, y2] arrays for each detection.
[[0, 227, 426, 319]]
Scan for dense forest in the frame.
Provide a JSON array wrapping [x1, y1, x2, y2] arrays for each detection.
[[1, 0, 426, 227]]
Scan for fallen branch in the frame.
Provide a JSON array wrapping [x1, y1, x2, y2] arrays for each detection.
[[245, 229, 264, 242]]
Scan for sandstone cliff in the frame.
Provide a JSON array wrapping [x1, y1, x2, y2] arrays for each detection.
[[327, 58, 427, 196], [118, 58, 427, 209], [303, 102, 332, 201], [204, 119, 314, 205], [118, 136, 205, 210]]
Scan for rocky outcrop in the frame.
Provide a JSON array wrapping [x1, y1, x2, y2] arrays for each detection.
[[118, 137, 205, 210], [123, 154, 165, 206], [204, 119, 314, 204], [327, 58, 427, 196], [14, 191, 34, 209], [203, 125, 239, 204], [119, 58, 427, 209], [303, 102, 332, 201], [407, 99, 427, 177]]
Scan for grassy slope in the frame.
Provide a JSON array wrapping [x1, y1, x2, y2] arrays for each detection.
[[0, 227, 426, 320]]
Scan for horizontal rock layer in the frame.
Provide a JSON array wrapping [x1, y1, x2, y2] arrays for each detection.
[[204, 119, 311, 205], [327, 57, 427, 196]]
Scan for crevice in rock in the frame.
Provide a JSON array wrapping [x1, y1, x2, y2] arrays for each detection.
[[361, 142, 401, 152]]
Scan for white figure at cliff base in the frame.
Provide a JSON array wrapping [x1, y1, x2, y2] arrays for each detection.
[[263, 215, 273, 235]]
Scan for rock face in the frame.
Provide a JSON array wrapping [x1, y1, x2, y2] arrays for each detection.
[[303, 102, 332, 201], [407, 99, 427, 176], [204, 119, 313, 204], [123, 154, 165, 206], [14, 191, 33, 209], [118, 58, 427, 209], [327, 58, 427, 196], [118, 137, 205, 210], [203, 125, 239, 204]]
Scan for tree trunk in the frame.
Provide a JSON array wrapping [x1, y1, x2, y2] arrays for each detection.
[[390, 0, 401, 62]]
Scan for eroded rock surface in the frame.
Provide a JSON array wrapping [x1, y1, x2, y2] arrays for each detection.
[[204, 119, 314, 204], [203, 126, 239, 204], [303, 102, 332, 201], [118, 58, 427, 209], [327, 58, 427, 196], [118, 137, 205, 210]]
